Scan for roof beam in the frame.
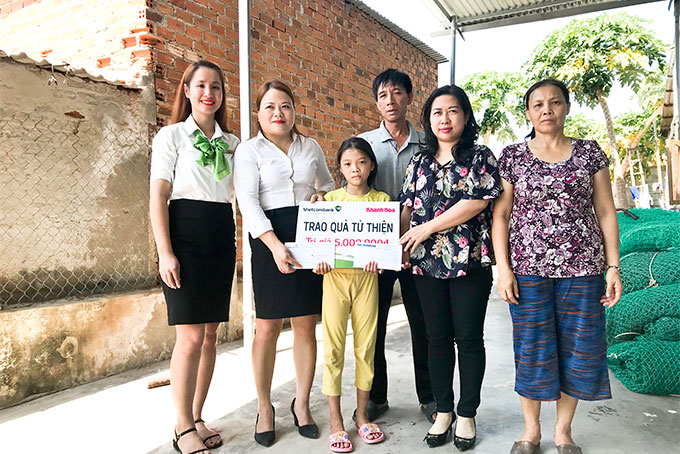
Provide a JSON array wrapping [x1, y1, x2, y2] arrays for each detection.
[[432, 0, 663, 33], [431, 0, 452, 21]]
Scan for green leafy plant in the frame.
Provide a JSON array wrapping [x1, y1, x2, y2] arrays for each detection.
[[525, 12, 667, 207], [461, 71, 526, 145]]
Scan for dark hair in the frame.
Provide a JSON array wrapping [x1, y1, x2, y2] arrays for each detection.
[[254, 80, 301, 136], [420, 84, 480, 164], [523, 78, 570, 140], [170, 60, 229, 132], [371, 68, 413, 100], [336, 137, 379, 188]]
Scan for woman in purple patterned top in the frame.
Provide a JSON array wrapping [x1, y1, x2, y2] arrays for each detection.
[[399, 85, 501, 450], [492, 79, 622, 454]]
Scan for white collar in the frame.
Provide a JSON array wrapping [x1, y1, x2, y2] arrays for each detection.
[[183, 114, 223, 140], [255, 130, 299, 145]]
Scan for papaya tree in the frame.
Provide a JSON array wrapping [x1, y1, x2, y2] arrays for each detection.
[[616, 68, 666, 181], [461, 71, 525, 145], [525, 13, 667, 208], [564, 113, 607, 143], [616, 107, 663, 181]]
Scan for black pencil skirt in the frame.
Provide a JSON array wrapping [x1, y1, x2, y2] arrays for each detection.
[[249, 206, 322, 319], [162, 199, 236, 325]]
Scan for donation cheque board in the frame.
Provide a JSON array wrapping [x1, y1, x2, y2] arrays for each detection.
[[288, 201, 402, 271]]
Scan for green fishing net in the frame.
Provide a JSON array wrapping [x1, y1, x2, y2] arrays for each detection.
[[643, 317, 680, 341], [606, 283, 680, 344], [607, 340, 680, 395], [606, 209, 680, 395], [618, 208, 680, 256], [620, 250, 680, 295]]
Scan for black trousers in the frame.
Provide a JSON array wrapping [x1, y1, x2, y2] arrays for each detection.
[[370, 269, 433, 405], [414, 268, 493, 417]]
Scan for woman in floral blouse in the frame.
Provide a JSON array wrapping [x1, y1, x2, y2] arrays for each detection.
[[399, 84, 501, 451], [491, 79, 622, 454]]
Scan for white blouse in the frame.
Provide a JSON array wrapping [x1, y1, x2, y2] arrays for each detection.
[[150, 115, 240, 203], [234, 131, 335, 238]]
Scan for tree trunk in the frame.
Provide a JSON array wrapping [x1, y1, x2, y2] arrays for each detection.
[[628, 105, 662, 150], [623, 105, 663, 178], [596, 87, 631, 209], [483, 130, 492, 146]]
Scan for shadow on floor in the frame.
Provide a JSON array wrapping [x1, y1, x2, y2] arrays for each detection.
[[2, 297, 679, 454]]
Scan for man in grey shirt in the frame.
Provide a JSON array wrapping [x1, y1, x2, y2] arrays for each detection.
[[358, 69, 434, 422]]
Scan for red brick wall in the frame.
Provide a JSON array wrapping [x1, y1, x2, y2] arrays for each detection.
[[0, 0, 39, 17], [148, 0, 241, 131], [148, 0, 437, 160], [0, 0, 155, 85], [146, 0, 438, 268], [248, 0, 437, 162]]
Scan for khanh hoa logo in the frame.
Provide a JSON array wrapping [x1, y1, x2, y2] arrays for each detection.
[[366, 207, 396, 212]]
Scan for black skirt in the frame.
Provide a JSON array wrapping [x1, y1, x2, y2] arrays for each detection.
[[162, 199, 236, 325], [250, 206, 322, 319]]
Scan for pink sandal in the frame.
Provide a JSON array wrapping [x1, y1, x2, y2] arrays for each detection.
[[329, 430, 353, 452], [357, 423, 385, 444]]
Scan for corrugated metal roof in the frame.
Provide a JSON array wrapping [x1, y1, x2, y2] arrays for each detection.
[[0, 51, 138, 88], [422, 0, 663, 32], [348, 0, 448, 63]]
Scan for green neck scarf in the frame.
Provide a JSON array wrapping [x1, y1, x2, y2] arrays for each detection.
[[193, 131, 231, 181]]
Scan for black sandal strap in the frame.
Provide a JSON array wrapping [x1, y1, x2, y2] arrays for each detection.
[[189, 449, 210, 454], [194, 418, 205, 424], [202, 434, 220, 443], [176, 427, 198, 439]]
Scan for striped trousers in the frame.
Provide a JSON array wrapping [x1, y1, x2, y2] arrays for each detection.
[[510, 274, 611, 401]]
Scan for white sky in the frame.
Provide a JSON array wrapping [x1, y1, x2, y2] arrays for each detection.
[[361, 0, 674, 124]]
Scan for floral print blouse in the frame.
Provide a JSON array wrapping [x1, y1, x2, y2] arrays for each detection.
[[497, 139, 609, 278], [400, 145, 501, 279]]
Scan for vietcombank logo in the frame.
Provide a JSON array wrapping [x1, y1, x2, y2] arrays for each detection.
[[334, 206, 342, 212], [301, 207, 335, 212]]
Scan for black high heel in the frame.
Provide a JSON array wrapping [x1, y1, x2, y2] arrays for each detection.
[[254, 405, 276, 447], [291, 397, 319, 439], [423, 414, 454, 448], [453, 418, 476, 451]]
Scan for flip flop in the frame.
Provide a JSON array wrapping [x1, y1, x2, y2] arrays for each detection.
[[329, 430, 353, 452], [352, 400, 389, 422], [357, 423, 385, 444], [556, 444, 582, 454], [510, 440, 540, 454]]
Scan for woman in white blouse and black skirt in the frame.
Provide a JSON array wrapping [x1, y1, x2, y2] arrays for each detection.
[[234, 80, 334, 447], [150, 60, 239, 454]]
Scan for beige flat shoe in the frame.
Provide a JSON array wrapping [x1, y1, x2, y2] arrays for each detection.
[[510, 440, 540, 454], [556, 444, 582, 454]]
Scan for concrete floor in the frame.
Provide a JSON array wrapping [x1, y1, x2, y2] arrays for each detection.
[[1, 285, 679, 454]]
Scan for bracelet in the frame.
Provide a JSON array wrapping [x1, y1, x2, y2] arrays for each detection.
[[605, 265, 620, 271]]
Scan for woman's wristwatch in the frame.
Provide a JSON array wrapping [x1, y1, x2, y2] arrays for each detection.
[[605, 264, 620, 272]]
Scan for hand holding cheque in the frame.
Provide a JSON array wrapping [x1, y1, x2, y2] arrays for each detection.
[[287, 201, 408, 272]]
